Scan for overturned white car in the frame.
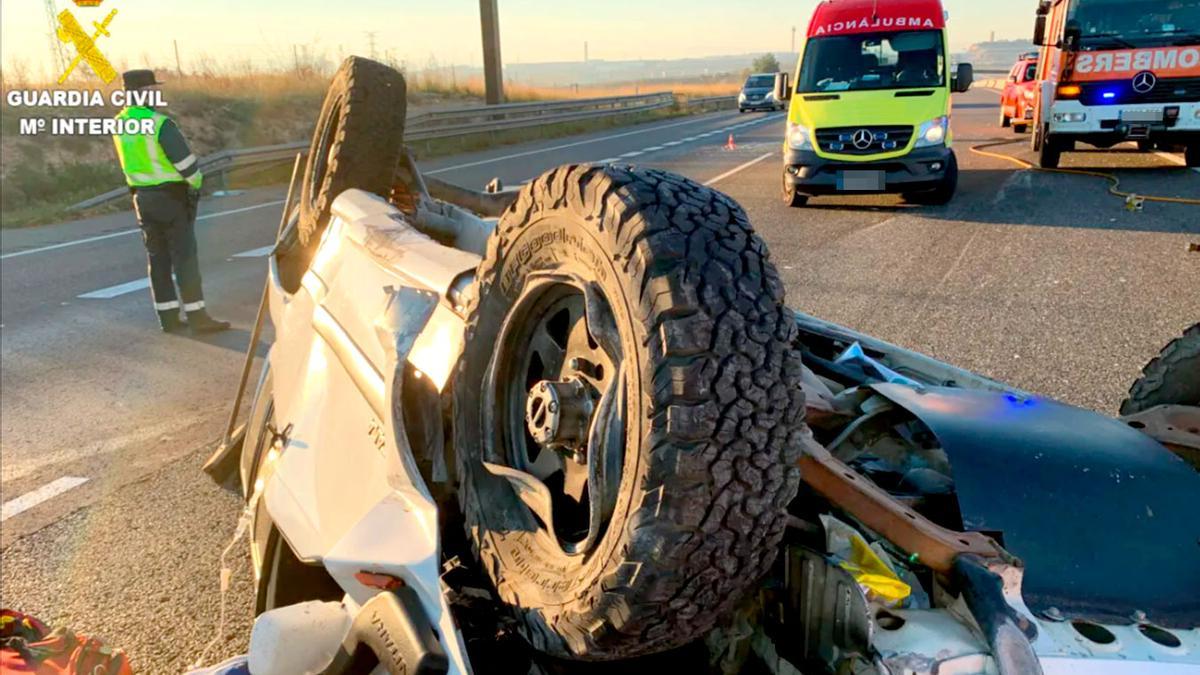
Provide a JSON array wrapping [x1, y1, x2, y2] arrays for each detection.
[[204, 58, 1200, 675]]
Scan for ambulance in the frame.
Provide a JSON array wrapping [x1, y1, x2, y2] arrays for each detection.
[[776, 0, 973, 207], [1031, 0, 1200, 168]]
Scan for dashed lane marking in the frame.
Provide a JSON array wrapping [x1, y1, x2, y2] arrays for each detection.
[[77, 277, 150, 299], [0, 199, 287, 261], [1, 476, 89, 521], [424, 113, 746, 175], [232, 245, 275, 258], [620, 151, 644, 158], [704, 152, 776, 186]]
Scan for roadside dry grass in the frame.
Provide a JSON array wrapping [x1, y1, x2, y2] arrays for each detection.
[[1, 70, 738, 227]]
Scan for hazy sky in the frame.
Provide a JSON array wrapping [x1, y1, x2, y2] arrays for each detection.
[[3, 1, 1040, 79]]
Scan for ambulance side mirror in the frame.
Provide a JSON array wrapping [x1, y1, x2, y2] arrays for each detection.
[[774, 72, 790, 104], [953, 63, 974, 93]]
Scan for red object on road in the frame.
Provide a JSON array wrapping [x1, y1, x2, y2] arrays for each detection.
[[0, 609, 134, 675], [807, 0, 945, 38], [1000, 54, 1039, 132], [725, 133, 737, 150]]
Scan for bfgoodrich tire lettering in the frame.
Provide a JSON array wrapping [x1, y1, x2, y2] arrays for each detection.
[[454, 164, 806, 660]]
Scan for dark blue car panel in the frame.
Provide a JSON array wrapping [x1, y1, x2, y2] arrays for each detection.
[[872, 383, 1200, 628]]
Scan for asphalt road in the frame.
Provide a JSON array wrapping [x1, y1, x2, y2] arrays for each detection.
[[1, 88, 1197, 672]]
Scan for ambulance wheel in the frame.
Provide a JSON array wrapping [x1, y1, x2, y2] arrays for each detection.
[[1186, 144, 1199, 168], [903, 152, 958, 205], [783, 171, 808, 207], [455, 164, 806, 660], [298, 56, 407, 247]]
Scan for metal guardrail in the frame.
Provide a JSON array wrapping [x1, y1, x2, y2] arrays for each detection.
[[67, 92, 735, 212]]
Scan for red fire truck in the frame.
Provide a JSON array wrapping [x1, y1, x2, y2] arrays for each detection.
[[1030, 0, 1200, 168]]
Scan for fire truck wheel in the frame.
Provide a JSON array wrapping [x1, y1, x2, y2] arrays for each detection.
[[298, 56, 407, 247], [454, 164, 806, 660], [1038, 129, 1063, 169], [1120, 323, 1200, 416]]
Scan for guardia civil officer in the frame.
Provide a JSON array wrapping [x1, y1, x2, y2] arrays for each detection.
[[112, 69, 229, 334]]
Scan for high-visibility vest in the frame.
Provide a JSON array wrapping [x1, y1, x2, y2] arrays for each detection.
[[111, 107, 185, 188]]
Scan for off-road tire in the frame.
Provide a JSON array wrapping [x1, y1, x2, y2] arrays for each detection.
[[1120, 323, 1200, 415], [298, 57, 407, 246], [454, 164, 806, 660]]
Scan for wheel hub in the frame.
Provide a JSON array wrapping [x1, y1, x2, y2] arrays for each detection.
[[526, 378, 594, 450]]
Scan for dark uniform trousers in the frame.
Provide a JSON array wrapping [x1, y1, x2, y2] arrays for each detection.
[[132, 182, 205, 311]]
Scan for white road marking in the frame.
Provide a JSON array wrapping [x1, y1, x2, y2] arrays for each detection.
[[620, 151, 644, 158], [643, 146, 663, 152], [78, 277, 150, 299], [1, 476, 89, 521], [663, 141, 682, 147], [232, 245, 275, 258], [682, 136, 699, 142], [704, 152, 776, 186], [598, 158, 620, 164], [0, 199, 287, 261], [425, 114, 741, 175]]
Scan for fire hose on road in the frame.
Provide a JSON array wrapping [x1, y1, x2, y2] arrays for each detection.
[[969, 139, 1200, 208]]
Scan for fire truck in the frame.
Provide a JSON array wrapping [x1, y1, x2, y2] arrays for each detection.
[[1030, 0, 1200, 168]]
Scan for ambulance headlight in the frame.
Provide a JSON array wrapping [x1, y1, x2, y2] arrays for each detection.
[[916, 116, 948, 147], [787, 122, 813, 150]]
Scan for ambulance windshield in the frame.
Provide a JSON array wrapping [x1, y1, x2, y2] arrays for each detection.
[[798, 30, 945, 93], [1071, 0, 1200, 48]]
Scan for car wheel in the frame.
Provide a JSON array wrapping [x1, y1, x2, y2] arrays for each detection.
[[738, 107, 747, 113], [298, 56, 407, 247], [1000, 109, 1011, 128], [1121, 324, 1200, 416], [1012, 123, 1027, 134], [454, 164, 806, 660], [1186, 144, 1200, 168], [782, 171, 808, 207], [904, 152, 958, 205], [1137, 140, 1156, 152]]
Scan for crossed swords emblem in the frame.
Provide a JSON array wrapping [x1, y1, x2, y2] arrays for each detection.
[[56, 7, 119, 85]]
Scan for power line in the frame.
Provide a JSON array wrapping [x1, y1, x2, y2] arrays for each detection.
[[44, 0, 68, 77]]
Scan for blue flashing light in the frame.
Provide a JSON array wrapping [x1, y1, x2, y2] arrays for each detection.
[[1102, 91, 1117, 100]]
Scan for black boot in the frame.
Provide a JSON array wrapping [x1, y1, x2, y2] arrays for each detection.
[[186, 309, 230, 334], [158, 310, 186, 334]]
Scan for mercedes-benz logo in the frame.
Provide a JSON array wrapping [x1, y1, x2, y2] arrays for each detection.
[[1132, 71, 1157, 94], [852, 129, 875, 150]]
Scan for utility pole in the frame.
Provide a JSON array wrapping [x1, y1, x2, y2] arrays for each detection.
[[479, 0, 504, 104], [173, 39, 183, 77], [365, 31, 378, 60], [791, 26, 797, 53], [44, 0, 67, 78]]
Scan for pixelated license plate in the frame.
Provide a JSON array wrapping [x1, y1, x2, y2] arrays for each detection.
[[839, 171, 885, 191]]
